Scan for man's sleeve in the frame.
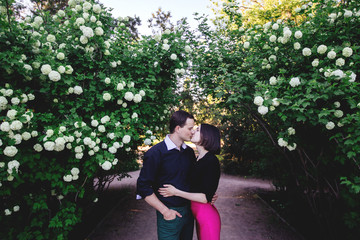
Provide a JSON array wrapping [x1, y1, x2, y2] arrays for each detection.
[[136, 148, 161, 199]]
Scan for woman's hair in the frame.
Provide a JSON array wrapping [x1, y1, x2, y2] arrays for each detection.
[[198, 123, 221, 154], [169, 110, 194, 133]]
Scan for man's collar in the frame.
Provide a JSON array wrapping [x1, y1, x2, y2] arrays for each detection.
[[165, 135, 187, 151]]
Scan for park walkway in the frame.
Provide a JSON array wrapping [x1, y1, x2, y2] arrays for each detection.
[[87, 170, 305, 240]]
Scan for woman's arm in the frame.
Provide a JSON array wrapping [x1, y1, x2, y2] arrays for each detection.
[[158, 184, 208, 203]]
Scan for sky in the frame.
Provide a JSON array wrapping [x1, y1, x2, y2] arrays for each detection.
[[99, 0, 216, 35]]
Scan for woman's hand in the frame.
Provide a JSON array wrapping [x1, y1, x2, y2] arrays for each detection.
[[158, 184, 178, 197]]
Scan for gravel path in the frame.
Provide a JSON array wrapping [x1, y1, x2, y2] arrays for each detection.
[[87, 170, 305, 240]]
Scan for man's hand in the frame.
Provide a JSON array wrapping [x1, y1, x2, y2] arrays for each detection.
[[162, 208, 182, 220], [211, 193, 218, 205]]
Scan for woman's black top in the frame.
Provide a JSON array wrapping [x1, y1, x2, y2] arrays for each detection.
[[190, 152, 220, 203]]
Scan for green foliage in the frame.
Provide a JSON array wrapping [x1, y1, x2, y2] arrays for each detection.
[[190, 0, 360, 238], [0, 0, 193, 238]]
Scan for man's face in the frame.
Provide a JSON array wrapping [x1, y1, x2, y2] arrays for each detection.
[[178, 118, 195, 142]]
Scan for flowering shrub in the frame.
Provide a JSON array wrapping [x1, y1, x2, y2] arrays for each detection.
[[0, 0, 193, 238], [191, 0, 360, 237]]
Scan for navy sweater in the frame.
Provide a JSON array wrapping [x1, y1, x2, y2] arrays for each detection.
[[136, 141, 196, 207]]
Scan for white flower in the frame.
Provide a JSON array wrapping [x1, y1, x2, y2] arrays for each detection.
[[331, 69, 345, 79], [133, 94, 142, 103], [7, 109, 17, 120], [117, 83, 124, 91], [258, 106, 268, 115], [108, 147, 117, 154], [334, 102, 341, 108], [34, 144, 43, 152], [288, 127, 296, 135], [144, 138, 152, 145], [44, 141, 55, 151], [41, 64, 52, 75], [4, 209, 12, 216], [287, 143, 297, 151], [74, 86, 83, 95], [46, 34, 56, 42], [63, 175, 72, 182], [327, 50, 336, 59], [71, 167, 80, 175], [342, 47, 353, 57], [289, 77, 301, 87], [335, 58, 345, 67], [272, 23, 279, 30], [90, 16, 97, 22], [11, 97, 20, 105], [243, 42, 250, 48], [101, 161, 112, 170], [122, 135, 131, 144], [93, 4, 102, 14], [170, 54, 177, 60], [272, 98, 280, 107], [124, 92, 134, 101], [294, 31, 303, 39], [31, 131, 38, 137], [302, 48, 311, 56], [317, 45, 327, 54], [334, 110, 343, 118], [278, 138, 288, 147], [10, 120, 23, 131], [24, 64, 33, 71], [139, 90, 146, 96], [0, 119, 9, 132], [91, 120, 99, 127], [162, 44, 170, 51], [4, 146, 18, 157], [312, 59, 319, 67], [65, 65, 73, 74], [75, 153, 83, 159], [57, 52, 65, 60], [100, 115, 110, 124], [283, 28, 292, 38], [46, 129, 54, 137], [103, 93, 111, 101], [72, 175, 79, 180], [80, 35, 88, 44], [0, 96, 8, 109], [348, 71, 356, 82], [254, 96, 264, 106], [82, 27, 94, 38], [13, 206, 20, 212], [98, 125, 105, 132], [22, 132, 31, 141], [294, 42, 301, 50], [95, 27, 104, 36], [344, 10, 353, 18], [269, 35, 277, 42], [185, 45, 192, 53], [48, 71, 61, 82], [326, 121, 335, 130]]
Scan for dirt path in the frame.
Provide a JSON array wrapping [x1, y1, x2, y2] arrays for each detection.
[[87, 170, 305, 240]]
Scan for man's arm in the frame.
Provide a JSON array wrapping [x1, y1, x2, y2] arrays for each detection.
[[145, 193, 182, 220]]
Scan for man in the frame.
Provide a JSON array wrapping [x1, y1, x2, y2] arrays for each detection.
[[137, 110, 196, 240]]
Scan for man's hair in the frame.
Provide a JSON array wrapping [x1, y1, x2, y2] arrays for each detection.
[[169, 110, 194, 134], [198, 123, 221, 155]]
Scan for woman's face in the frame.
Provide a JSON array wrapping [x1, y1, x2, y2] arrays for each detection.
[[190, 125, 201, 144]]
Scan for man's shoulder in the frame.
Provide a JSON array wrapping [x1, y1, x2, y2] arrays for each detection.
[[146, 141, 166, 154]]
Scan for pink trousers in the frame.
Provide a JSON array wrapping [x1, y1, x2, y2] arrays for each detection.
[[191, 201, 221, 240]]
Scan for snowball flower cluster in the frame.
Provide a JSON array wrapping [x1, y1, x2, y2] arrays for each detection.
[[7, 160, 20, 174], [326, 121, 335, 130], [258, 106, 268, 115], [254, 96, 264, 106], [74, 86, 83, 95], [342, 47, 353, 57], [288, 127, 296, 135], [302, 48, 311, 56], [122, 135, 131, 144], [144, 138, 152, 145], [49, 71, 61, 82], [82, 27, 94, 38], [103, 92, 111, 101], [278, 138, 288, 147], [170, 54, 177, 60], [289, 77, 301, 87], [124, 92, 134, 101], [317, 45, 327, 54], [4, 146, 18, 157], [101, 161, 112, 170]]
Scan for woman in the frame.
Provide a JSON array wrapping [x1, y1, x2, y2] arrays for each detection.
[[159, 123, 221, 240]]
